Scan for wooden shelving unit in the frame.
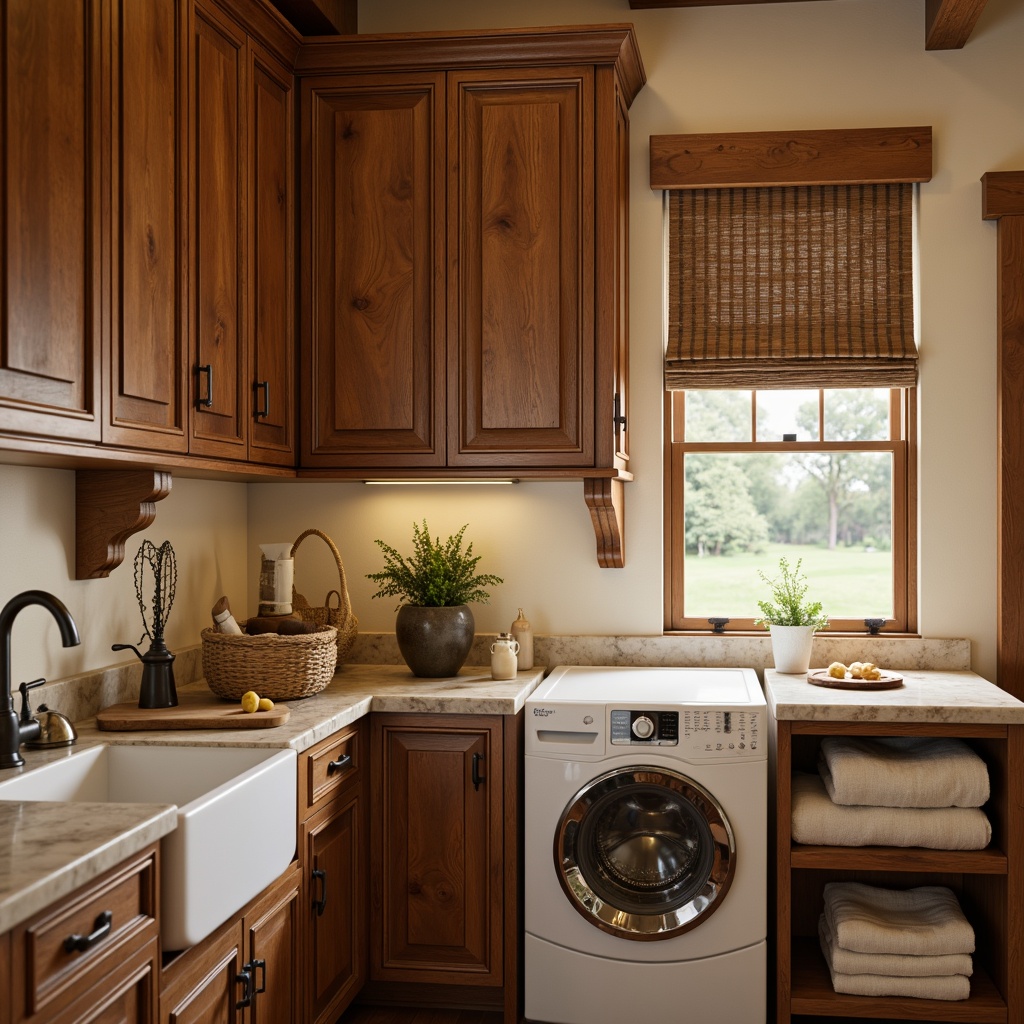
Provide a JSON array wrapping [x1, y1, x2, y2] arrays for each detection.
[[767, 673, 1024, 1024]]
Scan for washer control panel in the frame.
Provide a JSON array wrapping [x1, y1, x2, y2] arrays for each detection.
[[610, 707, 761, 756]]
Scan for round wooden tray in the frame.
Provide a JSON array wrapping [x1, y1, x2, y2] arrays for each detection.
[[806, 669, 904, 690]]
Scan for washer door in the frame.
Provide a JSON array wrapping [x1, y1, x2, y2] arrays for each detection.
[[554, 766, 735, 940]]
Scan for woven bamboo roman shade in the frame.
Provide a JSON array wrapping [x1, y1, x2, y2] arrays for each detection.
[[666, 183, 918, 390]]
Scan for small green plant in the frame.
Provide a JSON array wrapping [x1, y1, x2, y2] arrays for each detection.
[[367, 521, 503, 609], [754, 556, 829, 631]]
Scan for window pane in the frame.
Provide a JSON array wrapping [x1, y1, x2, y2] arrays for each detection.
[[823, 388, 890, 441], [755, 390, 819, 441], [683, 451, 894, 619], [684, 391, 751, 443]]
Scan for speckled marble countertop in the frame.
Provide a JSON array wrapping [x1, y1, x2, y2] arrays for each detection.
[[1, 664, 544, 936], [765, 668, 1024, 723]]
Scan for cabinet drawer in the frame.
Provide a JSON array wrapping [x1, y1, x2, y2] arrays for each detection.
[[300, 719, 365, 820], [13, 846, 157, 1019]]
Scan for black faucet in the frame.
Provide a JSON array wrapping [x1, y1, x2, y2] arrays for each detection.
[[0, 590, 81, 770]]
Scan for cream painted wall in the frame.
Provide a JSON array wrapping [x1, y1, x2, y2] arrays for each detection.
[[246, 0, 1024, 681], [0, 466, 248, 688]]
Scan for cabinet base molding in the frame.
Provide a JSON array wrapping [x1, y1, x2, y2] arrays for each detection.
[[357, 981, 503, 1012], [75, 469, 173, 579]]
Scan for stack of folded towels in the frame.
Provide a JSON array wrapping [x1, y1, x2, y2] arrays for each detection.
[[819, 881, 974, 1000], [791, 736, 992, 849]]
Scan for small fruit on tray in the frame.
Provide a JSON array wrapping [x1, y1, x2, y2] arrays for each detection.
[[240, 690, 276, 713], [825, 661, 883, 681]]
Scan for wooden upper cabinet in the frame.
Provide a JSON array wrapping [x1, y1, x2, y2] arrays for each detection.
[[105, 0, 189, 453], [300, 72, 446, 467], [189, 1, 248, 459], [448, 68, 593, 467], [0, 0, 101, 442], [248, 42, 296, 465]]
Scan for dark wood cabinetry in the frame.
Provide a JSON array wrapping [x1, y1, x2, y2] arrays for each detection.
[[0, 0, 102, 443], [299, 720, 368, 1024], [368, 712, 521, 1024], [9, 845, 159, 1024], [770, 705, 1024, 1024], [297, 30, 642, 489]]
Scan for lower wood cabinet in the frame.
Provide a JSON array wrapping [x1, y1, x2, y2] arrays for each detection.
[[8, 845, 160, 1024], [298, 720, 368, 1024], [159, 862, 301, 1024], [368, 712, 522, 1024], [1, 932, 9, 1024]]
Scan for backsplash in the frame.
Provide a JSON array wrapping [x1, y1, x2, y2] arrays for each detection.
[[35, 634, 972, 724]]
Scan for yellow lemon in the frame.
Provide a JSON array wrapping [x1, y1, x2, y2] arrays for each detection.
[[258, 697, 275, 712], [240, 690, 260, 714]]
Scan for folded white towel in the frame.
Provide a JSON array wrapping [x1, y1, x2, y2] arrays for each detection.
[[791, 772, 992, 850], [818, 736, 990, 808], [817, 914, 973, 978], [823, 882, 975, 956]]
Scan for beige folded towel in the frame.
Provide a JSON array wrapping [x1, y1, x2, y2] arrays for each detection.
[[791, 772, 992, 849], [818, 736, 990, 808], [823, 882, 975, 956], [817, 915, 973, 978], [822, 958, 970, 1000]]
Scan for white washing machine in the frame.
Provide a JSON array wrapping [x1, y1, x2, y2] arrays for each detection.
[[525, 665, 767, 1024]]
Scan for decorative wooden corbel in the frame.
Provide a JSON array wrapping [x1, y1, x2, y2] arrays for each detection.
[[75, 469, 173, 579], [584, 477, 625, 568]]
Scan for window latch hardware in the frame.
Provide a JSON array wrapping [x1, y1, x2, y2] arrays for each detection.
[[707, 617, 730, 634], [783, 433, 797, 442], [613, 393, 627, 430], [864, 618, 886, 635]]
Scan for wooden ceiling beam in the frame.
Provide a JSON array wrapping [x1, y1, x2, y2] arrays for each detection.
[[925, 0, 988, 49]]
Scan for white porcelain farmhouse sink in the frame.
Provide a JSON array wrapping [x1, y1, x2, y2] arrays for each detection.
[[0, 743, 297, 950]]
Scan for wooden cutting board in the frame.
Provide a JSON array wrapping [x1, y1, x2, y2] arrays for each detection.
[[97, 691, 290, 731]]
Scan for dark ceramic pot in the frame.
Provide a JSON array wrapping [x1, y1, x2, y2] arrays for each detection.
[[395, 604, 475, 678]]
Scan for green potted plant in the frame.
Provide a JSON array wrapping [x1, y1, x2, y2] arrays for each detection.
[[367, 520, 503, 677], [754, 556, 829, 673]]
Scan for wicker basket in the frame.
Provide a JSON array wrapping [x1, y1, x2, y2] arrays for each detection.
[[201, 625, 338, 700], [290, 529, 358, 663]]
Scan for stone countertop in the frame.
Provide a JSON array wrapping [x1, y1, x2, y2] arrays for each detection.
[[765, 668, 1024, 724], [0, 664, 544, 937]]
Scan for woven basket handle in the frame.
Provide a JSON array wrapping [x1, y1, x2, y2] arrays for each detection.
[[290, 529, 353, 619]]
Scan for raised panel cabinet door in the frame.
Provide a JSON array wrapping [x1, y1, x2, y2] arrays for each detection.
[[0, 0, 101, 441], [243, 866, 302, 1024], [189, 1, 247, 459], [1, 931, 10, 1024], [300, 73, 445, 467], [448, 68, 594, 467], [370, 715, 503, 985], [305, 790, 366, 1024], [247, 42, 294, 466], [54, 939, 158, 1024], [105, 0, 188, 452], [159, 919, 244, 1024]]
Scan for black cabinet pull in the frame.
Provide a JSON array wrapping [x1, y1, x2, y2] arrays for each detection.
[[63, 910, 113, 953], [250, 958, 266, 997], [254, 380, 270, 419], [312, 868, 327, 916], [236, 965, 253, 1009], [472, 752, 485, 791], [326, 753, 351, 775], [197, 364, 214, 408]]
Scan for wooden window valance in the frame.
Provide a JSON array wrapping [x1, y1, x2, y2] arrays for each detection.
[[654, 127, 932, 391]]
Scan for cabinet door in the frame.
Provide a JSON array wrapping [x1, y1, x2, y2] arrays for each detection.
[[189, 1, 247, 459], [247, 42, 294, 466], [370, 714, 503, 985], [242, 865, 301, 1024], [0, 0, 101, 442], [300, 72, 446, 468], [304, 789, 366, 1024], [104, 0, 188, 452], [159, 919, 244, 1024], [448, 68, 594, 467], [48, 940, 158, 1024], [2, 931, 9, 1024]]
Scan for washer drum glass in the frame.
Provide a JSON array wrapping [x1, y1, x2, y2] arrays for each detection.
[[554, 766, 736, 939]]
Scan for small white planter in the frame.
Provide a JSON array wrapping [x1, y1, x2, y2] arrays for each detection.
[[769, 624, 816, 673]]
